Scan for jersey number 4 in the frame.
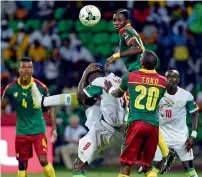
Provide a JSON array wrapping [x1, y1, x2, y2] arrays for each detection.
[[134, 85, 159, 111], [22, 99, 27, 108]]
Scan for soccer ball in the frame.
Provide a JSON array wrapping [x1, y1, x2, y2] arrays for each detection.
[[79, 5, 101, 27]]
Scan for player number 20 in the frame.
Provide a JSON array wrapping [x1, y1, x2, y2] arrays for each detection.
[[22, 99, 27, 108], [134, 85, 159, 111]]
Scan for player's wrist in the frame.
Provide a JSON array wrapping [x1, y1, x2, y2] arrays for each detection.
[[112, 53, 120, 59], [191, 130, 197, 138]]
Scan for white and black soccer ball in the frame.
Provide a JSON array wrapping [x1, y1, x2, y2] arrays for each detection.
[[79, 5, 101, 27]]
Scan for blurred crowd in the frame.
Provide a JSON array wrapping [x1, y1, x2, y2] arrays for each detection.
[[1, 1, 202, 168]]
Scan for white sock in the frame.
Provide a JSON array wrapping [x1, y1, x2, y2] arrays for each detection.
[[43, 94, 72, 107]]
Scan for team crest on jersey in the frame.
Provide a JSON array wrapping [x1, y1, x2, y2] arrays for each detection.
[[14, 92, 18, 97]]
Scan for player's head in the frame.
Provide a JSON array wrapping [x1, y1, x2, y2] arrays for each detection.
[[19, 57, 33, 80], [165, 68, 180, 88], [113, 8, 129, 31], [140, 50, 158, 70]]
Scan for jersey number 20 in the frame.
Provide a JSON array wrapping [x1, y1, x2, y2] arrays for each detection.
[[134, 85, 159, 111]]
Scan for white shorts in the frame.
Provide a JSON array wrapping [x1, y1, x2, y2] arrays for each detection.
[[78, 119, 117, 163], [154, 143, 194, 162]]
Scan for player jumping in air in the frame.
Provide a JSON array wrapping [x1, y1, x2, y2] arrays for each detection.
[[153, 68, 200, 177], [32, 63, 126, 177], [106, 8, 175, 173], [1, 57, 57, 177], [104, 50, 166, 177]]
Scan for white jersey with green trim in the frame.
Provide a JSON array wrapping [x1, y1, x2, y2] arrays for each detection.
[[83, 73, 125, 127], [158, 87, 199, 144]]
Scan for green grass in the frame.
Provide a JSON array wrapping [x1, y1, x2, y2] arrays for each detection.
[[2, 169, 202, 177]]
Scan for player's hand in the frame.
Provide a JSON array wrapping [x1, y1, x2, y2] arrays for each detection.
[[105, 56, 116, 71], [104, 80, 112, 93], [185, 136, 195, 152], [51, 129, 58, 144], [83, 63, 102, 76]]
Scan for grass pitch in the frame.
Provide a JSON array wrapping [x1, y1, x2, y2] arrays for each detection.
[[2, 168, 202, 177]]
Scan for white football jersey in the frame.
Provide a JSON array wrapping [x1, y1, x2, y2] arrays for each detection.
[[83, 73, 125, 127], [158, 87, 199, 144]]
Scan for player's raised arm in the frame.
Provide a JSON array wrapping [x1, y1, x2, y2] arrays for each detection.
[[104, 73, 128, 98], [77, 63, 102, 101]]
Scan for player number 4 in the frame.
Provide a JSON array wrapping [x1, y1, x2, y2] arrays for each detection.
[[22, 99, 27, 108], [134, 85, 159, 111]]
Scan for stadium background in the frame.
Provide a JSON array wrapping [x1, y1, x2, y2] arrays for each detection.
[[1, 1, 202, 176]]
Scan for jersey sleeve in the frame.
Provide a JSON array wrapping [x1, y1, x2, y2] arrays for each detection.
[[186, 93, 199, 113], [83, 85, 103, 98], [2, 85, 12, 101], [119, 74, 128, 92], [120, 27, 141, 46]]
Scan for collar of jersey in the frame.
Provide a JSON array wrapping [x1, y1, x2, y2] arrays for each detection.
[[119, 23, 131, 31], [17, 77, 34, 89], [139, 69, 156, 74]]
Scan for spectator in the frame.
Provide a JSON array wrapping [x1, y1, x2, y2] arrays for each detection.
[[1, 20, 13, 50], [54, 115, 87, 169]]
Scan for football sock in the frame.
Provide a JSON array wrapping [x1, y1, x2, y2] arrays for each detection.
[[186, 168, 198, 177], [43, 93, 78, 107], [118, 174, 129, 177], [17, 170, 27, 177], [145, 170, 157, 177], [72, 172, 86, 177], [158, 130, 169, 157], [153, 166, 160, 174], [43, 163, 55, 177]]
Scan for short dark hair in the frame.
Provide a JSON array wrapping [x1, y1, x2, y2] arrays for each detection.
[[166, 67, 180, 77], [142, 50, 158, 70], [114, 8, 129, 19], [20, 57, 32, 62]]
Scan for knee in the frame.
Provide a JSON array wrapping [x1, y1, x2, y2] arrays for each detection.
[[73, 157, 87, 173], [18, 161, 27, 170], [39, 156, 48, 166]]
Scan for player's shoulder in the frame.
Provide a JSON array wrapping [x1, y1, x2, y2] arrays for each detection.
[[34, 78, 48, 92], [178, 87, 193, 99], [156, 73, 167, 85], [91, 77, 105, 87], [119, 24, 134, 34], [4, 80, 18, 91]]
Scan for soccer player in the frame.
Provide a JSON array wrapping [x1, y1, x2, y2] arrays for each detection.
[[106, 8, 175, 173], [1, 57, 57, 177], [153, 68, 200, 177], [104, 50, 166, 177], [32, 63, 126, 177]]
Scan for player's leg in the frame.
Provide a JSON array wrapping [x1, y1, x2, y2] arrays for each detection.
[[176, 145, 198, 177], [33, 133, 55, 177], [119, 121, 147, 177], [158, 130, 176, 174], [182, 161, 198, 177], [15, 135, 33, 177], [139, 122, 159, 177], [73, 119, 117, 177], [31, 82, 78, 108]]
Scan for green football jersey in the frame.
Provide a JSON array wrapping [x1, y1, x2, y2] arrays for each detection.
[[2, 77, 48, 135], [120, 69, 167, 127], [119, 24, 145, 72]]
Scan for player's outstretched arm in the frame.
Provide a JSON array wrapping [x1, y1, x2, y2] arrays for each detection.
[[106, 37, 143, 70]]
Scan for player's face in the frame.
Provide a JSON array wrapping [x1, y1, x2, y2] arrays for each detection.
[[165, 70, 180, 87], [19, 61, 33, 79], [113, 13, 128, 31]]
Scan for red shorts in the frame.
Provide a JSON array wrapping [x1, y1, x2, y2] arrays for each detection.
[[15, 133, 47, 161], [120, 121, 158, 167]]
